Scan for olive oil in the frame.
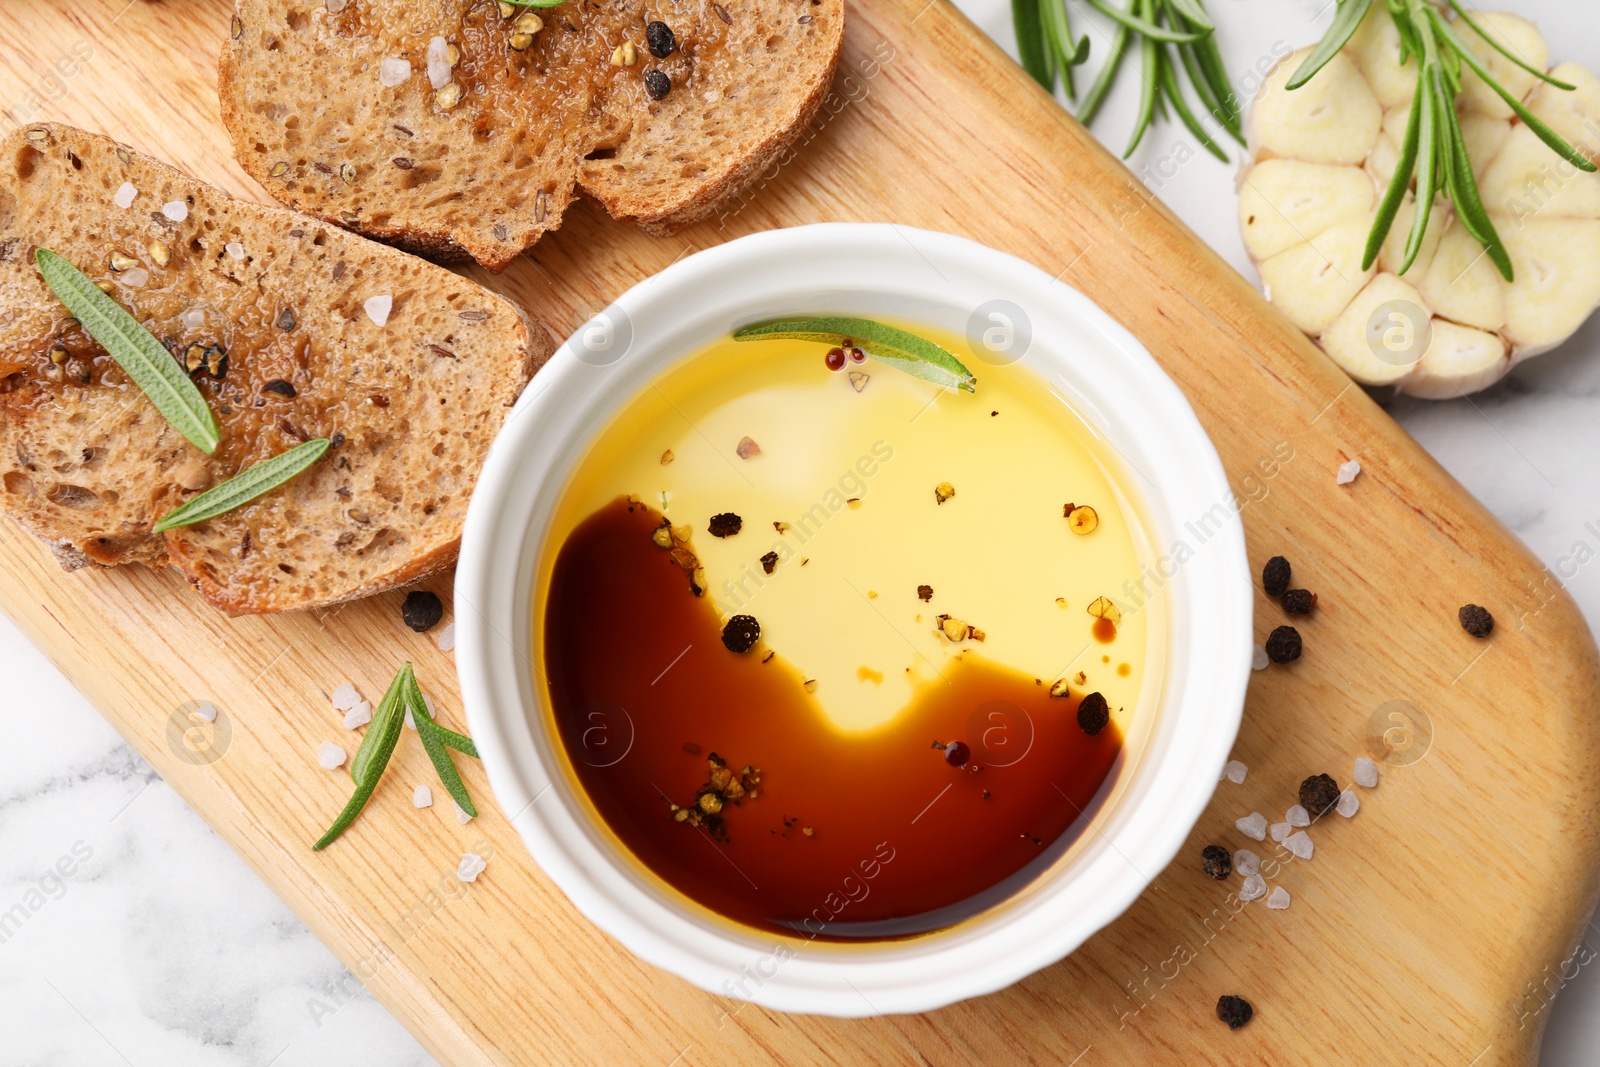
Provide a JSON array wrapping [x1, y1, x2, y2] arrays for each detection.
[[536, 331, 1163, 940]]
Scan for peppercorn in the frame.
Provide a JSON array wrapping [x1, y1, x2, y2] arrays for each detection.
[[708, 512, 742, 537], [1264, 625, 1301, 663], [644, 69, 671, 100], [1077, 691, 1109, 735], [760, 551, 778, 575], [1262, 555, 1291, 597], [1299, 773, 1340, 818], [401, 590, 444, 632], [1281, 588, 1316, 615], [645, 20, 676, 57], [1459, 603, 1494, 638], [721, 614, 760, 653], [1216, 995, 1253, 1030], [917, 584, 933, 601], [1201, 844, 1231, 880]]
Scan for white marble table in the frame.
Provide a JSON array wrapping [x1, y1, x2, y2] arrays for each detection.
[[3, 1, 1597, 1062]]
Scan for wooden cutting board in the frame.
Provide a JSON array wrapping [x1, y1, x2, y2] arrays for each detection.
[[4, 0, 1597, 1063]]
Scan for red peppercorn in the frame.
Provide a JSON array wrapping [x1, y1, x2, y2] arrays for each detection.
[[824, 347, 846, 371], [944, 740, 971, 768], [848, 346, 866, 363]]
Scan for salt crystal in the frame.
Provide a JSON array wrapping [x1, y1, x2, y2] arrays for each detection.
[[427, 36, 453, 89], [424, 694, 439, 720], [330, 683, 361, 710], [162, 201, 188, 222], [1285, 830, 1314, 860], [1233, 849, 1260, 878], [379, 57, 412, 88], [1224, 760, 1248, 785], [1239, 873, 1266, 901], [1269, 821, 1293, 843], [118, 267, 148, 289], [318, 742, 347, 770], [364, 294, 393, 327], [1235, 812, 1267, 841], [343, 701, 372, 729], [1286, 804, 1309, 828], [457, 852, 486, 882], [436, 620, 456, 653], [113, 182, 136, 208], [194, 701, 218, 722], [181, 309, 206, 329], [1336, 459, 1361, 485], [1266, 886, 1291, 910], [225, 241, 245, 260], [454, 800, 474, 824], [1336, 789, 1360, 818], [413, 785, 433, 808], [405, 705, 417, 731], [1251, 644, 1269, 671], [326, 0, 348, 11], [1354, 757, 1378, 788]]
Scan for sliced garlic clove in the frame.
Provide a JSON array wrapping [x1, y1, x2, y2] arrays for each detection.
[[1525, 62, 1600, 168], [1453, 12, 1549, 119], [1398, 319, 1510, 398], [1420, 220, 1506, 332], [1239, 160, 1375, 262], [1377, 193, 1447, 279], [1457, 112, 1513, 182], [1251, 47, 1382, 166], [1349, 4, 1416, 109], [1479, 123, 1600, 221], [1319, 272, 1430, 386], [1500, 216, 1600, 358], [1258, 216, 1377, 335]]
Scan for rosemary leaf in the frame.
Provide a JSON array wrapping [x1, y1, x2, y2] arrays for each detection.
[[1363, 85, 1423, 271], [1443, 0, 1575, 90], [314, 668, 408, 850], [1014, 0, 1054, 89], [35, 249, 220, 455], [1086, 0, 1204, 44], [1285, 0, 1373, 90], [153, 438, 329, 532], [403, 665, 478, 818], [733, 316, 976, 393]]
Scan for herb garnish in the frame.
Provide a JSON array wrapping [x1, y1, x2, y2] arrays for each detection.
[[314, 663, 483, 850], [733, 316, 977, 393], [35, 249, 221, 454], [1290, 0, 1596, 281], [153, 438, 330, 532]]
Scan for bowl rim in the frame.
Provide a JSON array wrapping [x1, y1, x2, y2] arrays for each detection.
[[455, 222, 1251, 1017]]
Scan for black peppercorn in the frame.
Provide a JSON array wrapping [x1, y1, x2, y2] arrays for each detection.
[[721, 614, 760, 653], [401, 590, 444, 633], [1077, 691, 1110, 735], [1281, 588, 1317, 615], [1264, 625, 1301, 663], [708, 512, 742, 537], [1216, 995, 1253, 1030], [760, 550, 778, 575], [645, 20, 676, 58], [1262, 555, 1291, 597], [1201, 844, 1231, 880], [644, 69, 671, 100], [1299, 773, 1340, 818], [1459, 603, 1494, 638]]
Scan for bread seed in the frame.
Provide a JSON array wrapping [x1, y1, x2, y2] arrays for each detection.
[[276, 308, 297, 331], [261, 379, 297, 398], [204, 345, 228, 378], [95, 280, 114, 294], [49, 347, 68, 365], [147, 240, 170, 267], [270, 161, 289, 177], [509, 32, 534, 50], [435, 82, 464, 109], [25, 128, 48, 142], [108, 250, 137, 272], [714, 3, 733, 23], [231, 14, 243, 38], [646, 21, 676, 58], [498, 0, 515, 14], [513, 11, 543, 33], [339, 162, 356, 183], [644, 70, 671, 100], [611, 42, 638, 67], [535, 190, 548, 222], [183, 343, 206, 373]]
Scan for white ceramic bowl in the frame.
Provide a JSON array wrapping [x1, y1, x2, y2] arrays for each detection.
[[456, 223, 1251, 1017]]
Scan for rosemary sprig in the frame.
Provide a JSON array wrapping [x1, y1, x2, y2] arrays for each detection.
[[733, 316, 977, 393], [1290, 0, 1596, 281], [1016, 0, 1090, 96], [403, 666, 478, 818], [152, 438, 329, 532]]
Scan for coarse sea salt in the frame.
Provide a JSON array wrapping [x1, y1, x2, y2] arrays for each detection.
[[181, 309, 206, 329], [1266, 886, 1291, 910], [414, 785, 433, 808], [379, 57, 412, 88], [225, 241, 246, 260], [457, 852, 487, 882], [330, 682, 361, 710], [1336, 459, 1361, 485], [318, 742, 347, 770], [1269, 821, 1293, 843], [1336, 789, 1360, 818], [119, 268, 148, 289], [1284, 831, 1314, 860], [1286, 804, 1310, 828], [1251, 644, 1269, 671], [162, 201, 189, 222], [1233, 849, 1260, 878], [1235, 812, 1267, 841], [1354, 757, 1379, 789], [454, 800, 474, 825], [1239, 873, 1266, 902], [194, 701, 218, 723], [343, 701, 372, 729], [113, 182, 137, 208], [1223, 760, 1248, 785], [436, 620, 457, 653], [405, 704, 417, 731], [427, 36, 453, 89], [364, 294, 393, 327]]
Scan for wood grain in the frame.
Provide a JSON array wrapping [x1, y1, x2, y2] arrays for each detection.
[[3, 0, 1598, 1063]]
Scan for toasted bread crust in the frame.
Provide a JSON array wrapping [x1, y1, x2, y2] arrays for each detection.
[[0, 124, 541, 614]]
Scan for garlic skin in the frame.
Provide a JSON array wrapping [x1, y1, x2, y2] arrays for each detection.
[[1238, 9, 1600, 398]]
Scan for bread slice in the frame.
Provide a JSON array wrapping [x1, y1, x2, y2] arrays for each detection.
[[0, 123, 540, 614], [218, 0, 844, 270]]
